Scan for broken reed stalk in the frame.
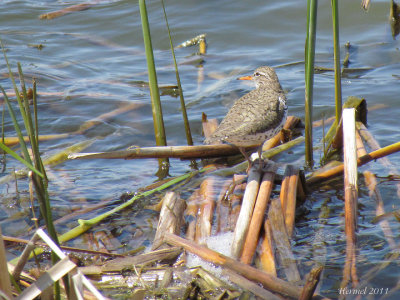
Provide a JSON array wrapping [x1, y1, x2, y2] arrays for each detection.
[[355, 130, 397, 250], [341, 108, 359, 288], [260, 220, 277, 276], [268, 197, 301, 282], [195, 177, 216, 244], [299, 266, 323, 300], [304, 0, 318, 167], [231, 167, 262, 259], [279, 165, 299, 237], [0, 228, 13, 299], [222, 269, 282, 300], [240, 164, 276, 265], [152, 192, 186, 250], [357, 121, 400, 198], [163, 232, 303, 299], [306, 140, 400, 186]]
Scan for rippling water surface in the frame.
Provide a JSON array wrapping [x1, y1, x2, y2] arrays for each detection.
[[1, 0, 400, 298]]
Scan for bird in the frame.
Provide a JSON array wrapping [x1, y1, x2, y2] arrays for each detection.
[[204, 66, 287, 169]]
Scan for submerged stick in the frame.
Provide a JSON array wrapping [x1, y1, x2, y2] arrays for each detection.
[[152, 192, 186, 250], [268, 197, 301, 282], [355, 131, 397, 250], [164, 233, 303, 298], [307, 141, 400, 185]]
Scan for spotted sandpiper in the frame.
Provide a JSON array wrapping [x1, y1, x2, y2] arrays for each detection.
[[204, 66, 287, 168]]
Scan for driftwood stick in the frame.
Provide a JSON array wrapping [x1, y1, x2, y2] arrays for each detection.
[[307, 141, 400, 185], [185, 190, 200, 241], [240, 163, 277, 264], [357, 122, 400, 198], [280, 165, 299, 237], [216, 177, 240, 233], [152, 192, 186, 250], [39, 1, 100, 20], [231, 167, 262, 259], [222, 269, 282, 300], [299, 266, 323, 300], [0, 228, 13, 298], [195, 177, 217, 244], [163, 233, 303, 298], [341, 108, 359, 288], [260, 220, 277, 276], [262, 116, 301, 150], [268, 197, 301, 283], [70, 143, 241, 160]]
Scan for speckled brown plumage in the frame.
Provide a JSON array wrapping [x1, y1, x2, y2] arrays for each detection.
[[205, 66, 287, 149]]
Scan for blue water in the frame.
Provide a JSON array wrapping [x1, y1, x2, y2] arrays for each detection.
[[1, 0, 400, 298]]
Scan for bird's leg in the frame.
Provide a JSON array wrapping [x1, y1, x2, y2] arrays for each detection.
[[238, 147, 253, 173], [257, 145, 264, 172]]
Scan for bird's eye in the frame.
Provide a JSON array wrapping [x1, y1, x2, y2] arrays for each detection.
[[254, 72, 261, 77]]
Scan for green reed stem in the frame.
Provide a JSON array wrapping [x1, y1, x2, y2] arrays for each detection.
[[160, 0, 193, 146], [305, 0, 318, 168], [331, 0, 342, 124], [139, 0, 167, 148]]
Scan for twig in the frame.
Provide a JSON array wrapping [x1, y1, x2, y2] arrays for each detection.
[[152, 192, 186, 250], [260, 220, 277, 276], [163, 233, 303, 298], [341, 108, 359, 288], [240, 163, 276, 264], [231, 167, 262, 259], [307, 141, 400, 185], [268, 198, 301, 282], [299, 266, 323, 300]]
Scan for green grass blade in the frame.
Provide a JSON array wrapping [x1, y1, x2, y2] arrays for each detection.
[[139, 0, 167, 148], [305, 0, 318, 168], [0, 141, 43, 177], [0, 86, 33, 165], [331, 0, 342, 124], [160, 0, 193, 146]]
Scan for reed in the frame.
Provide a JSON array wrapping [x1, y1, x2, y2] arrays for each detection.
[[139, 0, 169, 173], [160, 0, 193, 147], [331, 0, 342, 124], [1, 40, 63, 298], [304, 0, 318, 168]]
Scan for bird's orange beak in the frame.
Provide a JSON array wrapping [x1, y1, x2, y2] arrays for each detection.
[[237, 75, 253, 80]]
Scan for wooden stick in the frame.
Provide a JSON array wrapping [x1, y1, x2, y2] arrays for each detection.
[[222, 269, 282, 300], [262, 116, 301, 150], [216, 177, 241, 234], [306, 141, 400, 185], [279, 165, 299, 237], [240, 163, 277, 264], [231, 167, 262, 259], [268, 197, 301, 282], [185, 190, 200, 241], [152, 192, 186, 250], [299, 266, 323, 300], [285, 166, 299, 237], [163, 233, 303, 298], [355, 131, 397, 250], [0, 228, 13, 299], [195, 177, 216, 244], [357, 121, 400, 198], [341, 108, 359, 288], [260, 220, 277, 276]]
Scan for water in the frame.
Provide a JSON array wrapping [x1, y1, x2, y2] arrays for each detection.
[[1, 0, 400, 298]]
